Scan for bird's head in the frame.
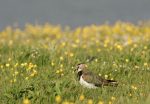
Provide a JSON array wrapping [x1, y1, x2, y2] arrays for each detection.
[[75, 63, 88, 72]]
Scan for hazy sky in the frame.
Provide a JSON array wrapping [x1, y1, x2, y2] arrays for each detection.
[[0, 0, 150, 29]]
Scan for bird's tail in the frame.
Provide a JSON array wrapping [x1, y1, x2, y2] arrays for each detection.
[[104, 80, 118, 87]]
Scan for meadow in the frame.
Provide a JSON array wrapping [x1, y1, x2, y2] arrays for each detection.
[[0, 21, 150, 104]]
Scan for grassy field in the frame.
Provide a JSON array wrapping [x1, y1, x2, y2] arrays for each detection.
[[0, 22, 150, 104]]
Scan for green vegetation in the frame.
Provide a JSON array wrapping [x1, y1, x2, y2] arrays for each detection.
[[0, 22, 150, 104]]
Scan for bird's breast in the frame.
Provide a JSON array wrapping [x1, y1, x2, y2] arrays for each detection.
[[79, 76, 98, 89]]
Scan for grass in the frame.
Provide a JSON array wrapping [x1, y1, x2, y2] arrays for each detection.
[[0, 22, 150, 104]]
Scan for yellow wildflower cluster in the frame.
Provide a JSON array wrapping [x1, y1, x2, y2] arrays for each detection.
[[0, 22, 150, 49], [56, 69, 64, 76], [131, 85, 137, 90], [0, 62, 38, 83]]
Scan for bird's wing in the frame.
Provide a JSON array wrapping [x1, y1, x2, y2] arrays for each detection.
[[82, 72, 105, 86]]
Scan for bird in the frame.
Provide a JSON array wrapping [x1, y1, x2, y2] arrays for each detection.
[[75, 63, 118, 88]]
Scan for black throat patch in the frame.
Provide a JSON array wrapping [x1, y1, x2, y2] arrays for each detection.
[[77, 71, 83, 80]]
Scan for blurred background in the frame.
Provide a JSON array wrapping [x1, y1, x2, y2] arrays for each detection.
[[0, 0, 150, 30]]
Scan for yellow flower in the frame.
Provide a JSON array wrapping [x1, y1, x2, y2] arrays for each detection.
[[60, 64, 63, 68], [113, 63, 117, 67], [14, 71, 19, 75], [56, 70, 60, 74], [75, 39, 80, 43], [79, 94, 85, 101], [69, 53, 74, 57], [60, 69, 63, 72], [134, 65, 139, 69], [1, 65, 4, 69], [6, 63, 10, 67], [98, 101, 104, 104], [116, 44, 123, 51], [61, 42, 66, 47], [30, 71, 37, 77], [108, 101, 112, 104], [99, 73, 102, 76], [33, 64, 37, 68], [14, 63, 19, 67], [104, 43, 108, 48], [13, 78, 16, 82], [51, 62, 55, 66], [95, 59, 98, 62], [55, 95, 61, 103], [25, 77, 29, 80], [130, 48, 134, 52], [87, 99, 93, 104], [62, 101, 70, 104], [111, 78, 114, 80], [97, 48, 101, 52], [144, 46, 147, 50], [72, 44, 78, 48], [65, 51, 68, 55], [133, 44, 137, 48], [111, 96, 116, 101], [131, 85, 137, 90], [24, 63, 28, 66], [144, 62, 148, 66], [125, 59, 129, 63], [61, 73, 64, 76], [8, 58, 11, 61], [23, 98, 30, 104], [60, 56, 64, 61], [104, 75, 108, 79], [21, 63, 25, 67], [69, 102, 74, 104], [9, 40, 13, 46]]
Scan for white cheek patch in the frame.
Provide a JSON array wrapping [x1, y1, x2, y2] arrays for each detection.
[[77, 68, 82, 72]]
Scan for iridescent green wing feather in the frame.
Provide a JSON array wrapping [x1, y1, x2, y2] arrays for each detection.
[[82, 71, 105, 86]]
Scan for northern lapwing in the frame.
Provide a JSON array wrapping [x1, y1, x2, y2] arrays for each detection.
[[75, 63, 118, 88]]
